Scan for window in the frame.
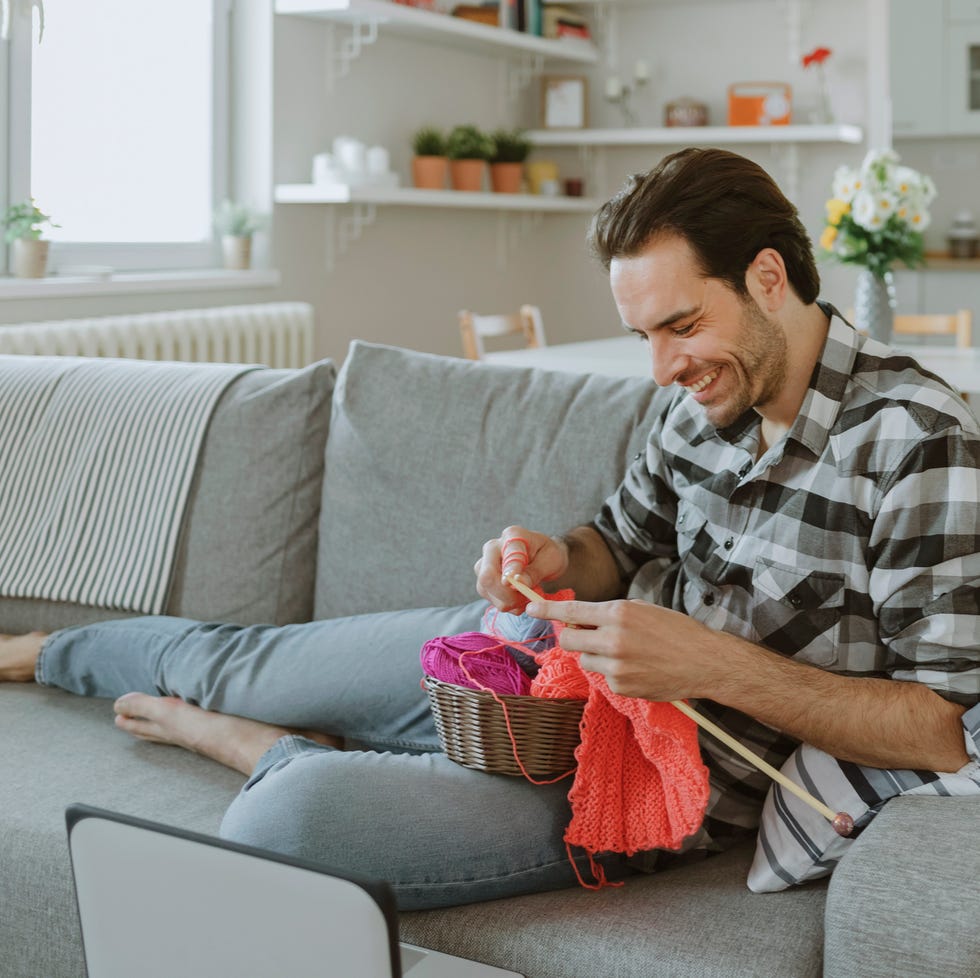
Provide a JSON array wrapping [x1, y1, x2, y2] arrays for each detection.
[[3, 0, 230, 273]]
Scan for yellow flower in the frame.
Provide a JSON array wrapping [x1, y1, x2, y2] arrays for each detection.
[[825, 198, 850, 225], [820, 225, 838, 250]]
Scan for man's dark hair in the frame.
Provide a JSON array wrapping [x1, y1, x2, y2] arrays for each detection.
[[588, 147, 820, 304]]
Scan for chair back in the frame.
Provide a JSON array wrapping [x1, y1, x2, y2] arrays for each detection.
[[892, 310, 972, 347], [459, 305, 546, 360]]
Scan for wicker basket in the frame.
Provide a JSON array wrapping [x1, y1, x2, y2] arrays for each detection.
[[423, 675, 585, 778]]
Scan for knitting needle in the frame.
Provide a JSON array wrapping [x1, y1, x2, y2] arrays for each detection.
[[503, 573, 854, 836]]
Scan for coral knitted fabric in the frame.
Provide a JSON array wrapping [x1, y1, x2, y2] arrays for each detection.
[[529, 594, 710, 857]]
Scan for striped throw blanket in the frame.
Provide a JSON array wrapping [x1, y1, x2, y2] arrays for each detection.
[[0, 356, 253, 613]]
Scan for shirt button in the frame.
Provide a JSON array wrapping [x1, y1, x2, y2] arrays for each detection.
[[703, 592, 715, 606], [678, 514, 686, 525], [723, 537, 734, 550], [739, 463, 751, 477], [633, 452, 643, 461]]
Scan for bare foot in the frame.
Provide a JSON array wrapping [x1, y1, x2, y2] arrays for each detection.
[[0, 631, 47, 682], [113, 693, 342, 775]]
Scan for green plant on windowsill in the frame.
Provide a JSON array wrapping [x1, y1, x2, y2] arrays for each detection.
[[212, 199, 268, 238], [2, 198, 59, 242], [213, 199, 268, 270], [2, 198, 59, 278]]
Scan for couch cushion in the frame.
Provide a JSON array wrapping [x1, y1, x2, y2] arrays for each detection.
[[0, 685, 828, 978], [0, 683, 243, 978], [315, 342, 673, 618], [400, 845, 828, 978], [0, 359, 335, 633]]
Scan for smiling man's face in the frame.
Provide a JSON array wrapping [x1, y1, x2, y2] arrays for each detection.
[[610, 235, 788, 429]]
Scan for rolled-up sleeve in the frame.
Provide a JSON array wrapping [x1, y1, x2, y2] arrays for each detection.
[[870, 427, 980, 706]]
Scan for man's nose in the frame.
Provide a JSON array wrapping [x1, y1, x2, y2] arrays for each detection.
[[648, 334, 687, 388]]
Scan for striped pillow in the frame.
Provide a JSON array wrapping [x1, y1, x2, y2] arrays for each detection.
[[747, 704, 980, 892]]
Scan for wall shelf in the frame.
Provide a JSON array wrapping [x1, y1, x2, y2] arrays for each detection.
[[275, 184, 598, 212], [275, 0, 599, 63], [526, 123, 865, 147]]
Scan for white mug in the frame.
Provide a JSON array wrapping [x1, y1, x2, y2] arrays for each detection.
[[333, 136, 367, 175], [312, 153, 339, 184], [366, 145, 390, 175]]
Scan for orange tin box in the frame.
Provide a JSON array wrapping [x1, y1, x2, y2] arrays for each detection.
[[727, 82, 792, 126]]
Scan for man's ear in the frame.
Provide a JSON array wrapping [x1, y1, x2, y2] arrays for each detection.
[[745, 248, 788, 312]]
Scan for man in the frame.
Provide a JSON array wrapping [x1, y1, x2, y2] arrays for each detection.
[[2, 148, 978, 905]]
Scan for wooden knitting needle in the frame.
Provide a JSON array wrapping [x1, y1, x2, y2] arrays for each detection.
[[503, 573, 854, 836]]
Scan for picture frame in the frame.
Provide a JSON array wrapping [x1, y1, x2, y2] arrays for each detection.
[[541, 75, 588, 130]]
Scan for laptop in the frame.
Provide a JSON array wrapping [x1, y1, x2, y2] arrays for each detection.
[[66, 804, 523, 978]]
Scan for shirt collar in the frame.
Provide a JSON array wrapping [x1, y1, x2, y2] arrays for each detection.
[[787, 301, 857, 456]]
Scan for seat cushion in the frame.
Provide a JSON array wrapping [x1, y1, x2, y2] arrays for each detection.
[[0, 359, 336, 633], [0, 679, 829, 978], [401, 845, 828, 978], [315, 342, 673, 618], [0, 683, 243, 978]]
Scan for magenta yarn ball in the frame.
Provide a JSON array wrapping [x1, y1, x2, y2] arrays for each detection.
[[421, 632, 532, 696]]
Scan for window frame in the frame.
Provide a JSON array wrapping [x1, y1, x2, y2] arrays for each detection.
[[2, 0, 232, 274]]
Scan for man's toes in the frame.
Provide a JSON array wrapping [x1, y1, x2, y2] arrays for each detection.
[[113, 692, 179, 718]]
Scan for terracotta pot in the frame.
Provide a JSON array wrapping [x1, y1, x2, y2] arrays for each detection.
[[490, 162, 523, 194], [222, 235, 252, 270], [412, 155, 449, 190], [450, 159, 487, 192], [12, 238, 49, 278]]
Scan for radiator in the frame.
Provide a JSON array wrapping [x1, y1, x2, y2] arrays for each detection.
[[0, 302, 315, 369]]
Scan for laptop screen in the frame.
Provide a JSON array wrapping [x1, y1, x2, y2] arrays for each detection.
[[66, 804, 402, 978]]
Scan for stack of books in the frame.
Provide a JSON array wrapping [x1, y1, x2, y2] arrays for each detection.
[[450, 2, 591, 40]]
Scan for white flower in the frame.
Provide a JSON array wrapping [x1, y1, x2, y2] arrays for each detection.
[[920, 173, 938, 205], [832, 165, 861, 202], [892, 165, 922, 199], [861, 148, 899, 173], [897, 201, 931, 232], [852, 189, 893, 230]]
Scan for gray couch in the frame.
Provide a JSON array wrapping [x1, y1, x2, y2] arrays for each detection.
[[1, 340, 977, 978]]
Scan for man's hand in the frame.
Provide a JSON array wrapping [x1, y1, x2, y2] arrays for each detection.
[[526, 597, 721, 700], [474, 526, 569, 613], [527, 596, 970, 773]]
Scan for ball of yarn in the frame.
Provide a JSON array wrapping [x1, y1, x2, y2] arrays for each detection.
[[421, 632, 532, 696]]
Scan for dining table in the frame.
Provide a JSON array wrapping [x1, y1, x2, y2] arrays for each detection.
[[484, 334, 980, 398]]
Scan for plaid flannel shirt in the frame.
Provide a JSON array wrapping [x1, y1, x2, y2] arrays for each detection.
[[593, 306, 980, 856]]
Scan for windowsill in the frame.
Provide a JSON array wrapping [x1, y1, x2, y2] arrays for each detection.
[[0, 268, 281, 300]]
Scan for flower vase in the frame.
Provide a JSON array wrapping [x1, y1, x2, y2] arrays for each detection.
[[854, 268, 895, 343], [811, 65, 834, 125]]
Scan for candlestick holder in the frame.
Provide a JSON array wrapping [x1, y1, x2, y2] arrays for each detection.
[[605, 62, 650, 128]]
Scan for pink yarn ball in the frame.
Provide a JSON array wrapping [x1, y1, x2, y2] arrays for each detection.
[[421, 632, 532, 696]]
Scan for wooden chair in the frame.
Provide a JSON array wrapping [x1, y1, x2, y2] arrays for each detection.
[[458, 304, 546, 360], [891, 310, 972, 348]]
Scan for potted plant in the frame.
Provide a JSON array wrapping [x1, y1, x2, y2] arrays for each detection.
[[213, 199, 268, 270], [411, 126, 448, 190], [446, 124, 494, 192], [488, 128, 531, 194], [2, 199, 59, 278]]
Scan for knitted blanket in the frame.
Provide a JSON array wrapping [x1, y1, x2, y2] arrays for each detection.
[[530, 599, 710, 865]]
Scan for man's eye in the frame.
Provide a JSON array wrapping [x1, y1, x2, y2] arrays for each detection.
[[672, 322, 696, 337]]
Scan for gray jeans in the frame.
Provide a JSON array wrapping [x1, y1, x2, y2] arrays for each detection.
[[38, 603, 633, 909]]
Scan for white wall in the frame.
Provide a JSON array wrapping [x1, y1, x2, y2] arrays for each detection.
[[4, 0, 979, 361], [271, 0, 876, 362]]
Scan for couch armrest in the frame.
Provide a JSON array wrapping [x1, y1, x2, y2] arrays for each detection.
[[823, 795, 980, 978]]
